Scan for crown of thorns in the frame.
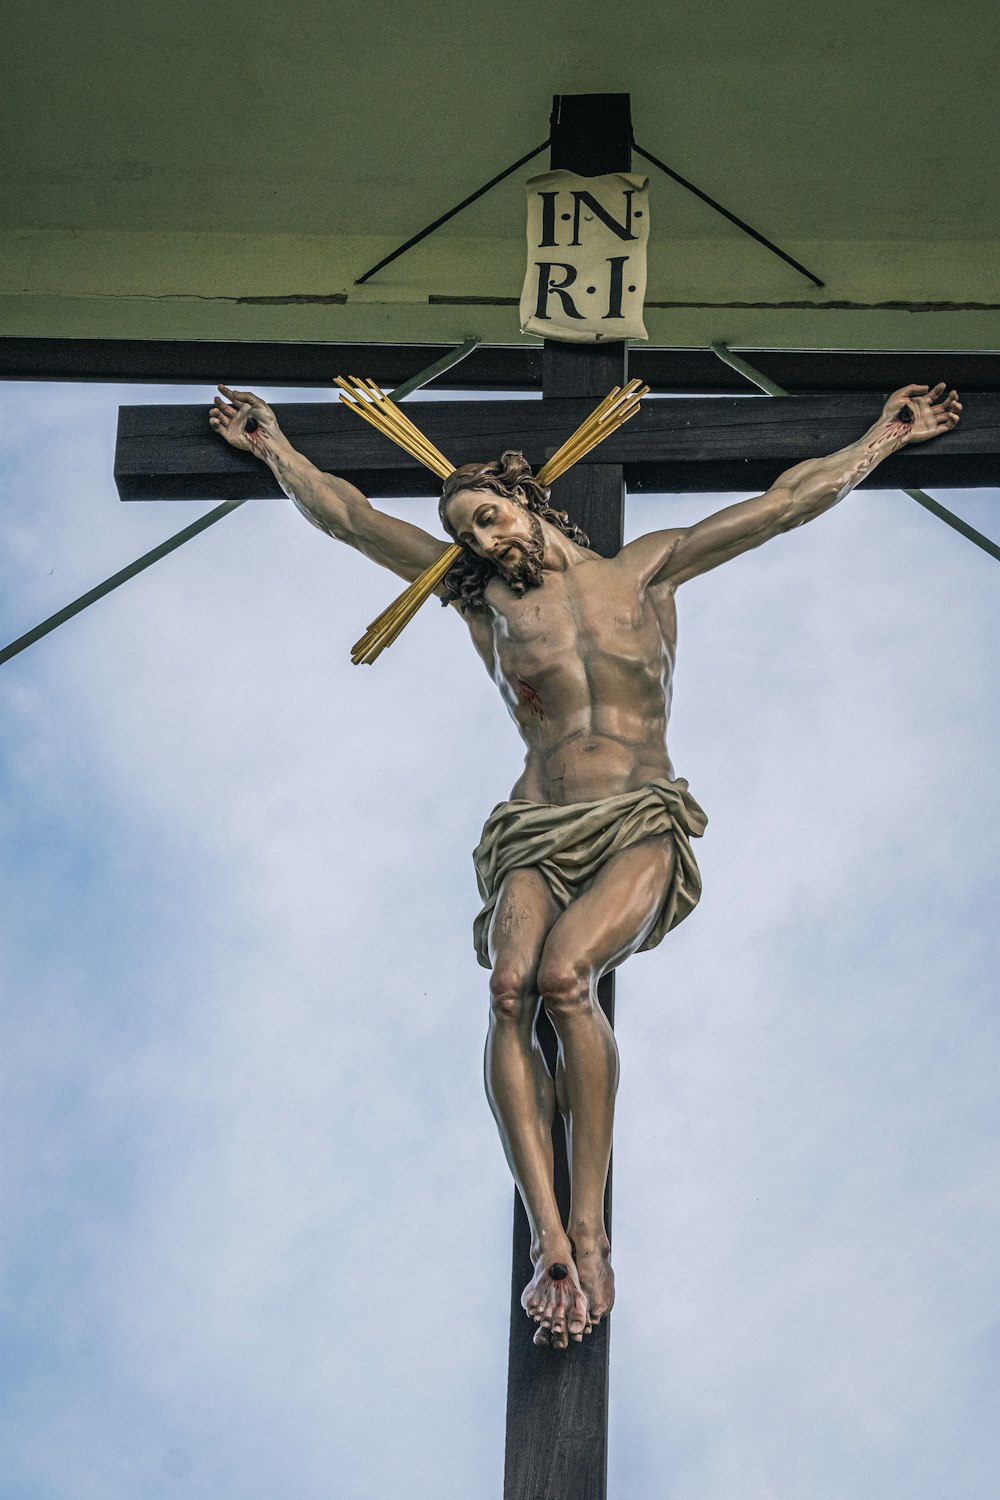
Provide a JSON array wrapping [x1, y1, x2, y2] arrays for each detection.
[[335, 374, 648, 664]]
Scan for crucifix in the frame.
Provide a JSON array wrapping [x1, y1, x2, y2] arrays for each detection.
[[108, 93, 980, 1500]]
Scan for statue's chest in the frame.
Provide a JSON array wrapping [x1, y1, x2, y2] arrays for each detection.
[[490, 570, 650, 671]]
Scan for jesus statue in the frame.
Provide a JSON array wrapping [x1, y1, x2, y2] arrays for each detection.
[[209, 377, 961, 1350]]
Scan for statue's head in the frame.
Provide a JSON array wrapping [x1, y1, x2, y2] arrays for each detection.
[[438, 451, 590, 611]]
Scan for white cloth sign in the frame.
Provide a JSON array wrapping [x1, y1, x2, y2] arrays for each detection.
[[520, 169, 649, 343]]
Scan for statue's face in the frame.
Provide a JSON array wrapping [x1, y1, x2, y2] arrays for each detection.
[[444, 489, 546, 588]]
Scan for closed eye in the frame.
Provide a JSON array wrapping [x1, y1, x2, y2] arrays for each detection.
[[458, 506, 497, 547]]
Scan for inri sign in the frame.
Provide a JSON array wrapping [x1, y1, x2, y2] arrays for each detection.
[[520, 169, 650, 344]]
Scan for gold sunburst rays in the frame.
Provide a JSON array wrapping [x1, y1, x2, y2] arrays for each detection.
[[534, 378, 649, 486], [350, 543, 464, 665], [334, 376, 455, 481], [337, 373, 649, 665]]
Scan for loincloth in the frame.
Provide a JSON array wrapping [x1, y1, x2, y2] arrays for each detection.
[[472, 777, 708, 969]]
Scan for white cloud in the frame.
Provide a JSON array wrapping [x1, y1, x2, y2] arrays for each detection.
[[1, 383, 998, 1498]]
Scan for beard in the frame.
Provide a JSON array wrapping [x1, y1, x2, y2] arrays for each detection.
[[496, 511, 546, 594]]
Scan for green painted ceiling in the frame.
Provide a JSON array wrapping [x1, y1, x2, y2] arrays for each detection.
[[3, 0, 998, 351]]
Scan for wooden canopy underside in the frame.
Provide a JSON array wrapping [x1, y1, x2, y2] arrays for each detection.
[[3, 0, 999, 355]]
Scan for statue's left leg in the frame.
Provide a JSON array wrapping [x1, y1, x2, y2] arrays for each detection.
[[535, 833, 676, 1327]]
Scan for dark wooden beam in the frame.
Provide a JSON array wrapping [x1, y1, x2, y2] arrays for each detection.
[[0, 337, 540, 391], [10, 336, 1000, 396], [116, 393, 999, 502], [504, 351, 625, 1500], [550, 92, 632, 175], [502, 97, 631, 1500]]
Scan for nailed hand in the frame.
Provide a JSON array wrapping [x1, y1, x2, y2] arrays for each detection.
[[877, 382, 962, 445]]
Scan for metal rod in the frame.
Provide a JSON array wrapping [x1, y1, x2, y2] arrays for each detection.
[[353, 140, 550, 286], [710, 341, 1000, 564], [709, 341, 791, 397], [382, 337, 481, 400], [633, 142, 825, 289], [0, 500, 247, 667], [0, 341, 483, 669], [901, 489, 1000, 563]]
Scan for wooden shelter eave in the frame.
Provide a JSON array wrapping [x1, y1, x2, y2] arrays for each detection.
[[7, 337, 1000, 397]]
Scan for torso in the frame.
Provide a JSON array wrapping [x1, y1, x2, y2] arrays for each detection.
[[466, 546, 678, 806]]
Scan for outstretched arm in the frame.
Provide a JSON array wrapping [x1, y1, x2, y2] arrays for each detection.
[[209, 385, 451, 584], [629, 383, 962, 589]]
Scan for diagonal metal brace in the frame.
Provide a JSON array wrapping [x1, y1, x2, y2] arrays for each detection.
[[633, 141, 825, 289], [353, 140, 551, 286]]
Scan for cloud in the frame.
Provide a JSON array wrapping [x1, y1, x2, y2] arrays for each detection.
[[1, 383, 998, 1498]]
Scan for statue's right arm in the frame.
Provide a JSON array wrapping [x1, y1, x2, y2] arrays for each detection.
[[209, 385, 450, 584]]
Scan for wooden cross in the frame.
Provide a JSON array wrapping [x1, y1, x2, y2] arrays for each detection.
[[112, 94, 993, 1500]]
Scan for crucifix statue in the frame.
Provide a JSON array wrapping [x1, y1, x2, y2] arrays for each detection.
[[99, 89, 990, 1500], [0, 62, 989, 1500], [208, 371, 961, 1353]]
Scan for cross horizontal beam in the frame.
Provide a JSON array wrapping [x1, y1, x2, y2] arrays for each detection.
[[116, 393, 999, 502]]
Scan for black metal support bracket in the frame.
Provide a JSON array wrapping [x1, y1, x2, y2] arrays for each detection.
[[632, 139, 825, 288], [353, 141, 551, 286]]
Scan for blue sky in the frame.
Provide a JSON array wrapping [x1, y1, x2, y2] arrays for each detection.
[[1, 377, 998, 1499]]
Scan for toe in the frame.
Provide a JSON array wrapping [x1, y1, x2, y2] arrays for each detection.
[[549, 1290, 566, 1344], [533, 1323, 551, 1347], [568, 1295, 588, 1339], [522, 1277, 544, 1317]]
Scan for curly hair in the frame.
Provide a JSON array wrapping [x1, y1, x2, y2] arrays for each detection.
[[437, 450, 590, 612]]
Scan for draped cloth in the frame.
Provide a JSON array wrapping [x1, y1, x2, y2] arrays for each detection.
[[472, 777, 708, 969]]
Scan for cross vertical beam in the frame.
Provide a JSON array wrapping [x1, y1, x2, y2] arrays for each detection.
[[503, 93, 630, 1500]]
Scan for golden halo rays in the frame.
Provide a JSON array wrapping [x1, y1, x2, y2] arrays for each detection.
[[336, 374, 649, 664]]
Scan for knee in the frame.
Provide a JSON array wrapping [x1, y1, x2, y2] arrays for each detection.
[[489, 964, 536, 1023], [537, 957, 593, 1017]]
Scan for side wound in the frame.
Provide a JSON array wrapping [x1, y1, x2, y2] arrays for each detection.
[[517, 677, 545, 719]]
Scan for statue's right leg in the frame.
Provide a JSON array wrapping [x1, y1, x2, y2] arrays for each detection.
[[487, 868, 590, 1349]]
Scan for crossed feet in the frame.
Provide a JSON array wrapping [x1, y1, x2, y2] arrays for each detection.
[[521, 1231, 615, 1350]]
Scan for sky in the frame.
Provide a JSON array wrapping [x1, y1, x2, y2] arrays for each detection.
[[1, 376, 998, 1500]]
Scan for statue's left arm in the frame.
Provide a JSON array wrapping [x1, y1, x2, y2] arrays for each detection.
[[627, 383, 961, 588]]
